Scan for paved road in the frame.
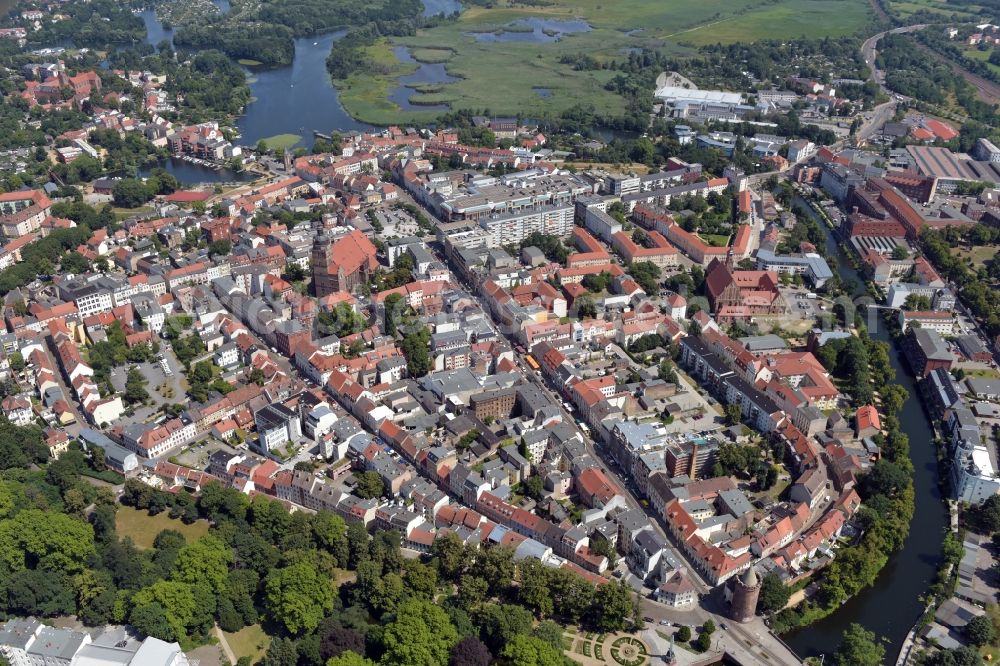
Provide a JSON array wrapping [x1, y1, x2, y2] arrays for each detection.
[[848, 24, 928, 146], [398, 188, 810, 666], [42, 342, 85, 435], [861, 24, 926, 95], [213, 625, 238, 665], [640, 595, 802, 666]]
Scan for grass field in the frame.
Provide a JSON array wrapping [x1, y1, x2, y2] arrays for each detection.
[[336, 40, 441, 126], [678, 0, 874, 45], [964, 45, 1000, 77], [888, 0, 986, 19], [115, 505, 210, 549], [698, 232, 731, 247], [223, 624, 270, 663], [259, 133, 303, 151], [112, 206, 154, 221], [335, 0, 872, 123], [955, 244, 999, 269], [963, 368, 1000, 379], [411, 47, 454, 63]]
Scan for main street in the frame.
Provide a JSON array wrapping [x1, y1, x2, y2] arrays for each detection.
[[401, 185, 703, 591], [395, 188, 803, 665]]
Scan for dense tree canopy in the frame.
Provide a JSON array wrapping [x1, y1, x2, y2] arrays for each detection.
[[266, 559, 336, 635], [834, 623, 885, 666], [381, 599, 459, 666]]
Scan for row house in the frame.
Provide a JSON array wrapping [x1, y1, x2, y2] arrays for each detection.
[[51, 326, 124, 426], [375, 505, 426, 537], [632, 204, 752, 266], [150, 461, 221, 493], [721, 375, 784, 434], [119, 418, 196, 458], [165, 260, 231, 292], [0, 190, 52, 237], [663, 499, 751, 585], [610, 229, 680, 269]]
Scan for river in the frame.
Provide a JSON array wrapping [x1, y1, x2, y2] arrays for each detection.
[[233, 30, 372, 147], [783, 195, 948, 662], [133, 8, 373, 151]]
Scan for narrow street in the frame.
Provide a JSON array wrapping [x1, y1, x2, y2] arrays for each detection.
[[399, 189, 802, 665]]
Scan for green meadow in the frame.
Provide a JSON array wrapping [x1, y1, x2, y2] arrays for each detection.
[[333, 0, 873, 124]]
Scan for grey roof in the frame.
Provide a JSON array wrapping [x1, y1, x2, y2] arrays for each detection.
[[0, 617, 40, 650], [934, 598, 983, 630], [614, 507, 651, 533], [966, 377, 1000, 396], [718, 488, 755, 516], [972, 401, 1000, 418], [130, 637, 185, 666], [811, 329, 852, 346], [613, 421, 668, 453], [722, 374, 781, 415], [419, 368, 481, 399], [78, 428, 137, 469], [755, 249, 834, 282], [29, 625, 89, 659], [634, 528, 666, 553], [738, 334, 788, 352], [515, 381, 550, 416], [255, 403, 297, 430], [331, 417, 362, 440], [514, 538, 550, 561], [956, 334, 989, 358], [910, 328, 951, 361], [73, 644, 135, 666]]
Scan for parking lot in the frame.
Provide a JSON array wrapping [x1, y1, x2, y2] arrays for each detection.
[[174, 439, 242, 470], [109, 346, 187, 426], [659, 369, 725, 435]]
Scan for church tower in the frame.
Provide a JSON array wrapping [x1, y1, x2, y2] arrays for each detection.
[[311, 232, 335, 297]]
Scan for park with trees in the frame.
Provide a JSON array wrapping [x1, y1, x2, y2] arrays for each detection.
[[0, 415, 642, 666]]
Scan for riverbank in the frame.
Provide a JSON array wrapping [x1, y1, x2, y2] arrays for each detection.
[[783, 191, 948, 660], [330, 38, 447, 126]]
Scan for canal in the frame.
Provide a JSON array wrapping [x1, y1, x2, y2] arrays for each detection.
[[784, 195, 948, 662]]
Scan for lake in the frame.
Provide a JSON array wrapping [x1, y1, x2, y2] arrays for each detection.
[[233, 31, 373, 147], [136, 9, 373, 148], [138, 0, 229, 49], [468, 17, 592, 43], [421, 0, 461, 17], [139, 8, 173, 49]]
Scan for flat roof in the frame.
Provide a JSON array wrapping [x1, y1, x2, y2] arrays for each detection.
[[654, 86, 744, 105]]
